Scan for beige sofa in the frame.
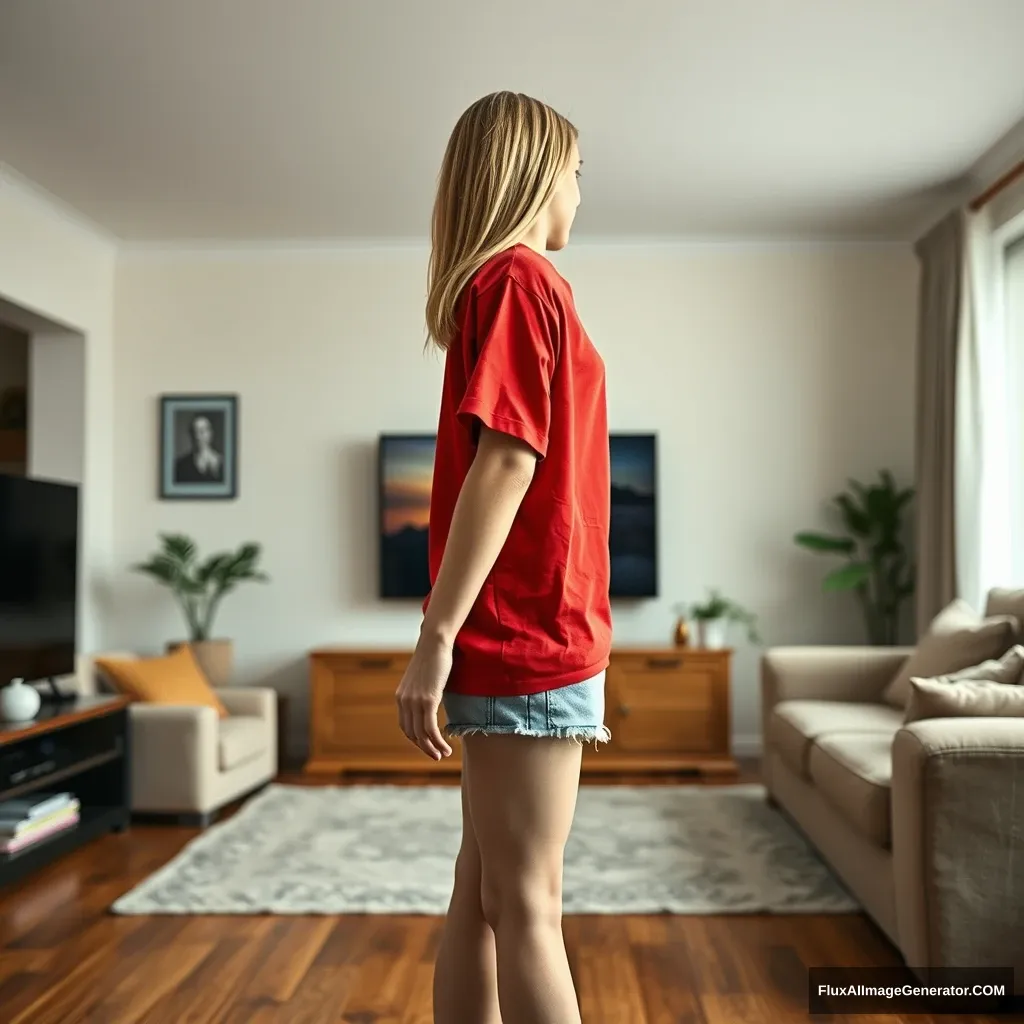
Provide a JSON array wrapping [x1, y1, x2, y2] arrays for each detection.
[[761, 588, 1024, 982], [84, 653, 277, 825]]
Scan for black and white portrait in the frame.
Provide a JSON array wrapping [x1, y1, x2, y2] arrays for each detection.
[[159, 394, 238, 500]]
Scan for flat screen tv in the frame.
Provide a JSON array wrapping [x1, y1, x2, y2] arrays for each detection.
[[0, 475, 79, 684], [378, 432, 657, 599]]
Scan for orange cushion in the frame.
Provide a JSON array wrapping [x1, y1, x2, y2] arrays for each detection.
[[95, 645, 229, 718]]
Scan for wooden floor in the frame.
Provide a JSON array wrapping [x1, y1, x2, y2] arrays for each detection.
[[0, 768, 1013, 1023]]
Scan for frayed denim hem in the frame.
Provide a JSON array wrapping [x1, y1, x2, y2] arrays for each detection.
[[444, 724, 612, 746]]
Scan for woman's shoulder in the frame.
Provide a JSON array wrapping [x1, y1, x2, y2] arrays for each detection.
[[472, 245, 568, 310]]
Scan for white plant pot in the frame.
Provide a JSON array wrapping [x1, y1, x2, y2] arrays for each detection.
[[1, 678, 41, 722], [697, 618, 728, 649]]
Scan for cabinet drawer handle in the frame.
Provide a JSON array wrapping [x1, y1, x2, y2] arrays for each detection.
[[358, 658, 394, 670], [619, 704, 631, 717], [646, 657, 682, 670]]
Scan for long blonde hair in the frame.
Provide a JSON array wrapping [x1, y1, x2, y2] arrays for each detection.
[[425, 91, 578, 350]]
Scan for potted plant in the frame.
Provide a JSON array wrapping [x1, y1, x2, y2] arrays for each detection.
[[794, 470, 915, 646], [683, 588, 761, 649], [132, 533, 269, 686]]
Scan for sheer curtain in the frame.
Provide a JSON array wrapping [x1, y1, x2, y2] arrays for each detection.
[[1005, 234, 1024, 584], [955, 207, 1015, 608]]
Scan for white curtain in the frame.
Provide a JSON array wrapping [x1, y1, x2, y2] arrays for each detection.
[[955, 207, 1014, 609], [1006, 235, 1024, 585]]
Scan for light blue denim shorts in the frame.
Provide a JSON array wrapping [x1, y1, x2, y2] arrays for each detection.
[[442, 671, 610, 744]]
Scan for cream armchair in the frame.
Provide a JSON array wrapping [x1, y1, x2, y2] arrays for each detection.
[[83, 653, 277, 826], [129, 688, 277, 825]]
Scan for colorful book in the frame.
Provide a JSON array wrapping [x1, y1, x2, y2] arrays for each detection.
[[2, 810, 79, 854], [0, 799, 81, 838], [0, 792, 75, 825]]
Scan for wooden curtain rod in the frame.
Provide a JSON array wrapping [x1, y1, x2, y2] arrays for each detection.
[[969, 158, 1024, 212]]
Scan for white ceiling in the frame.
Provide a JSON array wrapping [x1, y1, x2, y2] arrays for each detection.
[[1, 0, 1023, 243]]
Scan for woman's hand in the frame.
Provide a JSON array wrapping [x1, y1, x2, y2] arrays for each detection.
[[395, 634, 454, 761]]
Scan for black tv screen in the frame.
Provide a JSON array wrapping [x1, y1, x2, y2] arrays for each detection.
[[378, 433, 657, 599], [0, 475, 79, 683]]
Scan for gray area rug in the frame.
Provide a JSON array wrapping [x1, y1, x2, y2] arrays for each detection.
[[111, 783, 858, 915]]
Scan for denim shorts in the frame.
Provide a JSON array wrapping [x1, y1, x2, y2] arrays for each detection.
[[442, 671, 610, 744]]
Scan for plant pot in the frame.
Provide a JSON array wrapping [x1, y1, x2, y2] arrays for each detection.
[[696, 618, 728, 649], [167, 639, 234, 687]]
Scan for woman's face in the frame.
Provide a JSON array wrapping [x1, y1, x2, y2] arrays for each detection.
[[545, 141, 582, 251]]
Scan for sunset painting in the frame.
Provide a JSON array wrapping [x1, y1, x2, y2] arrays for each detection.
[[378, 432, 657, 599], [378, 434, 435, 598]]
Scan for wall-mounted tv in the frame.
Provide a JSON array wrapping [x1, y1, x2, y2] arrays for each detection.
[[378, 432, 657, 599], [0, 475, 79, 684]]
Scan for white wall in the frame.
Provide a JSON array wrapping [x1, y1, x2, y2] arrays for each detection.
[[112, 242, 917, 756], [0, 170, 116, 655]]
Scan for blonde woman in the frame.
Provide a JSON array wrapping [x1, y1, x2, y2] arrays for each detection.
[[395, 91, 611, 1024]]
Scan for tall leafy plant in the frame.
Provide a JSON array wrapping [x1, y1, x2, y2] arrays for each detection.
[[133, 533, 268, 642], [794, 470, 915, 646]]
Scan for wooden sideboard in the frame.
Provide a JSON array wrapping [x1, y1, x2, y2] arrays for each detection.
[[306, 646, 736, 777]]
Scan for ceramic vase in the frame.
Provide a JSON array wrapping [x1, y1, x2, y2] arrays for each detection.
[[1, 678, 41, 722]]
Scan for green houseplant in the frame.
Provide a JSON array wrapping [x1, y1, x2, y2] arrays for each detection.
[[678, 588, 761, 648], [794, 470, 914, 646], [133, 533, 269, 685]]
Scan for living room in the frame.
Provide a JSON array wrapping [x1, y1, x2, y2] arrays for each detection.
[[1, 2, 1023, 1021]]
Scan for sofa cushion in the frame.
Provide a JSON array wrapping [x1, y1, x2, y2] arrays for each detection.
[[985, 589, 1024, 642], [808, 732, 893, 847], [882, 599, 1019, 709], [906, 678, 1024, 723], [219, 716, 268, 771], [768, 700, 903, 779]]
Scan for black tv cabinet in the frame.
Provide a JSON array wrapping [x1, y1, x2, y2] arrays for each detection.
[[0, 695, 130, 889]]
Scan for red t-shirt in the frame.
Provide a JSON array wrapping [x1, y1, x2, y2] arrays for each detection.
[[426, 244, 612, 697]]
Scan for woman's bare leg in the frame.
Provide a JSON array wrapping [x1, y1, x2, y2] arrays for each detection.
[[433, 757, 502, 1024], [464, 733, 583, 1024]]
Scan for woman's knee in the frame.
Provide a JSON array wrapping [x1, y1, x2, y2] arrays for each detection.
[[479, 861, 563, 931]]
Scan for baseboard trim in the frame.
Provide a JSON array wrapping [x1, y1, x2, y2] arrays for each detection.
[[732, 734, 763, 758]]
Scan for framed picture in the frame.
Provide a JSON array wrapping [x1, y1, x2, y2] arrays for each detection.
[[159, 394, 238, 500]]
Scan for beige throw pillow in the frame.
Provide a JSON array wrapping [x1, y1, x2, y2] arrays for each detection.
[[918, 644, 1024, 687], [905, 678, 1024, 723], [985, 588, 1024, 640], [882, 599, 1019, 709]]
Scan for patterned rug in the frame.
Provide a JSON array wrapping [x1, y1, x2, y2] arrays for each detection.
[[111, 783, 858, 915]]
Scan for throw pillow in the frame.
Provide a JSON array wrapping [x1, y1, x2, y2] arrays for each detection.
[[95, 644, 229, 718], [917, 644, 1024, 688], [882, 599, 1019, 709], [905, 678, 1024, 723], [985, 588, 1024, 640]]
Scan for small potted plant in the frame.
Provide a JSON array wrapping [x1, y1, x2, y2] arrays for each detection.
[[685, 587, 761, 649], [132, 533, 269, 686]]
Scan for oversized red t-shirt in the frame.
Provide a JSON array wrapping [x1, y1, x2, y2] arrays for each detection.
[[426, 244, 612, 697]]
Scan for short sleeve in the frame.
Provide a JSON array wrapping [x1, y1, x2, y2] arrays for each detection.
[[457, 278, 559, 458]]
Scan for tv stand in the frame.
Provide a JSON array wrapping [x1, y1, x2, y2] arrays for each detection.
[[0, 695, 130, 889]]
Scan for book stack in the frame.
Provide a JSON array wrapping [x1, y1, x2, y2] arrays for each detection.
[[0, 793, 81, 855]]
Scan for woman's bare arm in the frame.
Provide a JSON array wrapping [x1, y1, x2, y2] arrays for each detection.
[[396, 425, 538, 759]]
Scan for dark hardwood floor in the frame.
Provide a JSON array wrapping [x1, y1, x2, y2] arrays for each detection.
[[0, 766, 1013, 1023]]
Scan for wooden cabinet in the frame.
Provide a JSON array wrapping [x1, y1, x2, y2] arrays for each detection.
[[586, 648, 735, 775], [307, 649, 462, 774], [306, 647, 735, 777]]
